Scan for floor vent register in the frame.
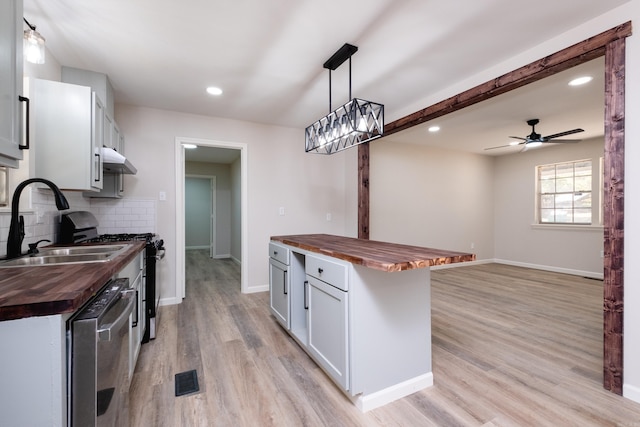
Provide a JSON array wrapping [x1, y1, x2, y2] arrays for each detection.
[[175, 369, 200, 396]]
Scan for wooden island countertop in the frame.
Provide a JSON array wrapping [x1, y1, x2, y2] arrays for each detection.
[[270, 234, 475, 272], [0, 241, 146, 321]]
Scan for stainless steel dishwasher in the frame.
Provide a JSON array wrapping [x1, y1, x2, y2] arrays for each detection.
[[69, 278, 134, 427]]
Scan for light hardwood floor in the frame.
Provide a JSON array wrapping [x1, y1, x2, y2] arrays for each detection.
[[129, 251, 640, 426]]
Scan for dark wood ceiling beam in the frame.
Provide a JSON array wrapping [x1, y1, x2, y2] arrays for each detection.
[[383, 21, 631, 137]]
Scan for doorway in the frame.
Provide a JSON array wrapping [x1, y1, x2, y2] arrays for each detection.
[[175, 137, 248, 298], [185, 176, 216, 257]]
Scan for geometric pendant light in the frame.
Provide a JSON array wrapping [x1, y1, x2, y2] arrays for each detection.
[[305, 43, 384, 154]]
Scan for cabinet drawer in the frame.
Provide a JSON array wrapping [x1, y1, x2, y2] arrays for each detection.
[[269, 242, 289, 265], [306, 255, 348, 291]]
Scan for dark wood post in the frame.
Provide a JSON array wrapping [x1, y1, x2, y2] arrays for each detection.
[[603, 37, 625, 394], [358, 142, 369, 239]]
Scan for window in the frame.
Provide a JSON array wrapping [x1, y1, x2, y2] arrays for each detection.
[[537, 160, 592, 224]]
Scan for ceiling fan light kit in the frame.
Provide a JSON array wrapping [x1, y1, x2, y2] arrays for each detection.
[[305, 43, 384, 155], [484, 118, 584, 151]]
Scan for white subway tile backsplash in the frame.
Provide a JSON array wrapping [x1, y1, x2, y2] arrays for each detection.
[[0, 194, 157, 257]]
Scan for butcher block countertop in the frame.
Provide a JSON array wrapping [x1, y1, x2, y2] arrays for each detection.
[[270, 234, 475, 272], [0, 241, 146, 322]]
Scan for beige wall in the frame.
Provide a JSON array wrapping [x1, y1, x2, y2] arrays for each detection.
[[114, 104, 354, 299], [369, 140, 495, 259], [494, 138, 604, 277]]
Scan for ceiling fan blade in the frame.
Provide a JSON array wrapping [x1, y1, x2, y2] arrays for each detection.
[[543, 128, 584, 140], [484, 142, 523, 150], [540, 138, 582, 143], [508, 136, 527, 141]]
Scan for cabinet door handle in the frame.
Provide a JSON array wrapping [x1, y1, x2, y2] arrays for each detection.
[[304, 280, 309, 310], [18, 96, 30, 150], [283, 270, 288, 295], [273, 250, 278, 255], [94, 153, 101, 181], [132, 290, 139, 327], [318, 268, 323, 274]]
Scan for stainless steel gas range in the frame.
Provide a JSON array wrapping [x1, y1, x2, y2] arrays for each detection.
[[60, 211, 165, 342]]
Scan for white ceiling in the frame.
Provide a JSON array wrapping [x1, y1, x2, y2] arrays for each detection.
[[24, 0, 620, 158], [385, 57, 605, 155]]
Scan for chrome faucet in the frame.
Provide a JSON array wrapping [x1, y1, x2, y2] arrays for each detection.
[[6, 178, 70, 259]]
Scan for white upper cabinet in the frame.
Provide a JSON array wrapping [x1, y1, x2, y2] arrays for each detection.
[[0, 0, 26, 168], [31, 79, 104, 191]]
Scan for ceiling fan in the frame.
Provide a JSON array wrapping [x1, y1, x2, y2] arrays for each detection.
[[485, 118, 584, 151]]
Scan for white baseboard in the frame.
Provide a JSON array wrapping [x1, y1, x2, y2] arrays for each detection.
[[244, 284, 269, 294], [624, 383, 640, 404], [230, 255, 241, 265], [159, 296, 181, 306], [430, 258, 493, 270], [212, 253, 231, 259], [431, 257, 602, 280], [351, 373, 434, 412], [493, 258, 603, 280]]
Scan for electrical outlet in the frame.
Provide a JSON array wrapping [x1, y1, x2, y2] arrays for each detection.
[[35, 209, 44, 224], [159, 191, 167, 201], [470, 242, 475, 249], [279, 207, 285, 216], [326, 213, 332, 221]]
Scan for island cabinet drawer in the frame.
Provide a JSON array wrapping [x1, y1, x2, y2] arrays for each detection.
[[306, 255, 348, 291], [269, 242, 290, 265]]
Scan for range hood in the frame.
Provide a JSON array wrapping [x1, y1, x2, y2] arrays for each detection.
[[101, 147, 137, 174]]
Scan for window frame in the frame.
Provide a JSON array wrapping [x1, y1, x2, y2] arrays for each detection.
[[535, 158, 593, 226]]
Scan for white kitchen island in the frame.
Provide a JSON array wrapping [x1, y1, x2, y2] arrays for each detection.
[[269, 234, 475, 412]]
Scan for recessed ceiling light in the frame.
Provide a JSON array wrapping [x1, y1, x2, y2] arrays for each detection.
[[206, 86, 223, 96], [182, 143, 197, 149], [428, 126, 440, 132], [568, 76, 593, 86]]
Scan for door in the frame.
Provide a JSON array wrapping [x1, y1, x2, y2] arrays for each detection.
[[0, 0, 24, 168], [91, 93, 104, 189], [307, 276, 349, 391], [269, 258, 289, 329]]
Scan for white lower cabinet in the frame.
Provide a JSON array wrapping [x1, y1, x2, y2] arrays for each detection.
[[269, 243, 349, 391], [118, 251, 144, 377], [269, 242, 290, 329], [306, 275, 349, 390], [269, 239, 434, 412], [269, 257, 289, 328]]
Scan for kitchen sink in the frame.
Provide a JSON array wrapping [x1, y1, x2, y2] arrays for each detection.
[[37, 244, 128, 256], [0, 244, 131, 268]]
